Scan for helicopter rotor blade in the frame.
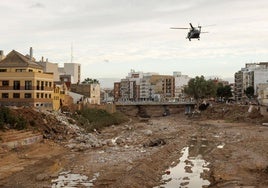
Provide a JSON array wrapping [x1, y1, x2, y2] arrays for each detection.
[[202, 24, 216, 27], [170, 27, 189, 29]]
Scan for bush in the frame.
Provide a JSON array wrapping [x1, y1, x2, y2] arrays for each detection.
[[74, 108, 128, 132], [0, 106, 27, 130]]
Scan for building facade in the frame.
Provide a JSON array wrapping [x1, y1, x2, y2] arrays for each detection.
[[62, 63, 81, 84], [0, 50, 54, 109], [70, 83, 100, 104], [234, 62, 268, 101], [114, 70, 176, 102], [173, 72, 191, 100]]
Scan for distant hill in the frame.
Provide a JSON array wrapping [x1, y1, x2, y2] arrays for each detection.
[[98, 78, 121, 89]]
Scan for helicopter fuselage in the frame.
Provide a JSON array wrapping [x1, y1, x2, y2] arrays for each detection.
[[187, 29, 200, 41]]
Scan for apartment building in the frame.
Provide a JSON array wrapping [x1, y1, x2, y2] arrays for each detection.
[[0, 50, 54, 109], [70, 83, 100, 104], [114, 70, 176, 102], [150, 75, 175, 101], [234, 62, 268, 101], [37, 57, 60, 82], [114, 82, 121, 102], [173, 72, 191, 100], [61, 63, 81, 84]]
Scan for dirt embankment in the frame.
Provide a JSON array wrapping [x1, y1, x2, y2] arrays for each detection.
[[0, 104, 267, 188]]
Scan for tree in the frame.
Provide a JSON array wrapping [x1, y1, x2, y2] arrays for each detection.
[[245, 86, 254, 99], [205, 79, 217, 98], [184, 76, 216, 100], [82, 78, 99, 84], [216, 83, 232, 100]]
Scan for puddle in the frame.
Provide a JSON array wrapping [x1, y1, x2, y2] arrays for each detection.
[[156, 147, 210, 188], [51, 171, 99, 188]]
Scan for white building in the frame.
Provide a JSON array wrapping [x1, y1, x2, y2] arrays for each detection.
[[173, 72, 191, 99], [38, 58, 60, 82], [254, 69, 268, 94], [60, 63, 81, 84]]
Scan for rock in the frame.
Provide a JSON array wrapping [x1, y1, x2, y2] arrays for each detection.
[[144, 130, 153, 136], [115, 137, 124, 145], [144, 138, 166, 147], [36, 173, 49, 181], [106, 139, 115, 147]]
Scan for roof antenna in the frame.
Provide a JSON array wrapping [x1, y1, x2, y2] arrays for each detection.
[[71, 43, 73, 63]]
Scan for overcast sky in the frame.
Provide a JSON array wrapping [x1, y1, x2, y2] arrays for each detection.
[[1, 0, 268, 83]]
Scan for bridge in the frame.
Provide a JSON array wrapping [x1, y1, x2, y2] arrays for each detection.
[[115, 101, 196, 117]]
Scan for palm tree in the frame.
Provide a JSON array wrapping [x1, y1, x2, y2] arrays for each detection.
[[82, 78, 99, 84]]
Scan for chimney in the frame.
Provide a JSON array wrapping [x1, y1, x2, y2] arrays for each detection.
[[46, 58, 48, 63], [41, 56, 44, 63], [0, 50, 4, 61], [30, 47, 33, 60]]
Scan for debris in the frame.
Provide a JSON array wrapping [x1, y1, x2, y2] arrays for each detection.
[[143, 138, 166, 147]]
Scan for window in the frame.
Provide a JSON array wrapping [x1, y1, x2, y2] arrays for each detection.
[[41, 81, 44, 90], [36, 93, 40, 98], [15, 69, 26, 72], [13, 93, 20, 98], [2, 93, 8, 98], [2, 80, 9, 86], [25, 81, 32, 90], [29, 69, 33, 72], [41, 93, 44, 98], [0, 69, 7, 72], [13, 81, 20, 90], [37, 81, 40, 90], [24, 93, 32, 98]]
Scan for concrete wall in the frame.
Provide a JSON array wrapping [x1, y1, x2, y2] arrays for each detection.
[[1, 134, 43, 149]]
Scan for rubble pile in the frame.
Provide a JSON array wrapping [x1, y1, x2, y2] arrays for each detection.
[[67, 133, 104, 151], [201, 104, 264, 123], [8, 108, 81, 141]]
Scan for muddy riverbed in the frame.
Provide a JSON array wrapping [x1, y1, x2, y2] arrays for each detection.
[[0, 110, 268, 187]]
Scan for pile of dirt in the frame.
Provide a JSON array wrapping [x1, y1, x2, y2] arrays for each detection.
[[200, 103, 264, 123], [8, 107, 79, 141]]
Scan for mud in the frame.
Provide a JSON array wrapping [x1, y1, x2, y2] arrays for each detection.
[[0, 105, 268, 188]]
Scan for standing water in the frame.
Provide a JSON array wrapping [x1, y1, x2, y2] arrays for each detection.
[[156, 147, 210, 188]]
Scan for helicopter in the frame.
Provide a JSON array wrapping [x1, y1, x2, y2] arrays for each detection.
[[170, 23, 209, 41]]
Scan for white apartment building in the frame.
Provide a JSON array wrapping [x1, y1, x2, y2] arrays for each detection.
[[62, 63, 81, 84], [235, 62, 268, 101], [254, 69, 268, 94], [173, 72, 191, 99]]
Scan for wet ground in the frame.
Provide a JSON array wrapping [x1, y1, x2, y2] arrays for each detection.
[[0, 114, 268, 187]]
